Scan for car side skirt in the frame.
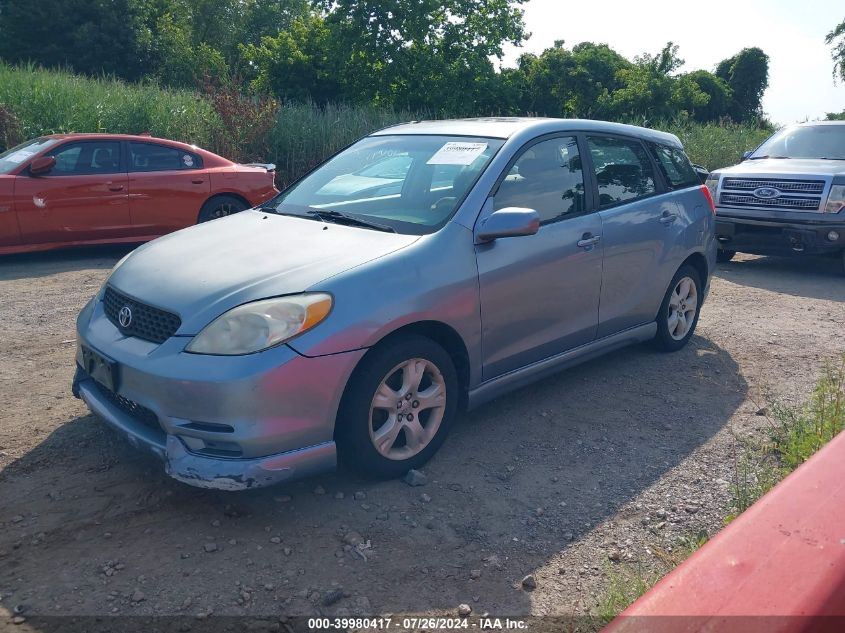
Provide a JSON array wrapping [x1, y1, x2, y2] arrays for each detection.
[[467, 322, 657, 410]]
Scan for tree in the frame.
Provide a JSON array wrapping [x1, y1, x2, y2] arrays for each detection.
[[0, 0, 152, 80], [826, 18, 845, 83], [716, 47, 769, 122], [241, 14, 342, 103], [685, 70, 732, 122], [314, 0, 528, 113]]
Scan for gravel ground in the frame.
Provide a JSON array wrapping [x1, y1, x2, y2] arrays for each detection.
[[0, 247, 843, 626]]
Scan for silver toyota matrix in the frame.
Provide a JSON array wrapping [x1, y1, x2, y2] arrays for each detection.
[[73, 118, 716, 490]]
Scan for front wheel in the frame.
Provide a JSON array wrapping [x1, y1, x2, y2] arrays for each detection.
[[652, 265, 702, 352], [336, 336, 459, 479]]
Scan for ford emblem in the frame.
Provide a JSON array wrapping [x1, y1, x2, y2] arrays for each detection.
[[753, 186, 780, 199]]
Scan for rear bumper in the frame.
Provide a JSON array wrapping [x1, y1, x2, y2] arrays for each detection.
[[715, 213, 845, 256]]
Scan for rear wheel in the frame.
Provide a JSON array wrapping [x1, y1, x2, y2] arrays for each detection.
[[652, 265, 702, 352], [198, 195, 248, 223], [716, 248, 736, 263], [336, 336, 458, 479]]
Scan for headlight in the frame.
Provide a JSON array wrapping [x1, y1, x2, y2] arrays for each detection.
[[824, 185, 845, 214], [704, 175, 720, 200], [185, 293, 332, 355]]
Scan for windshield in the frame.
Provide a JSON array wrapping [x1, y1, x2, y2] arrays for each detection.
[[750, 125, 845, 160], [265, 134, 504, 234], [0, 137, 59, 174]]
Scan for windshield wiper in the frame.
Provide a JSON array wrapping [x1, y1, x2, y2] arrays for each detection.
[[748, 155, 790, 160], [306, 209, 396, 233]]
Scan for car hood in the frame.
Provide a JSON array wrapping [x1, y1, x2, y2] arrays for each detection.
[[719, 159, 845, 178], [108, 210, 419, 334]]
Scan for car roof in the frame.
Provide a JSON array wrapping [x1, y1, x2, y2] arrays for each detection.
[[39, 133, 231, 165], [372, 117, 683, 148], [790, 120, 845, 127]]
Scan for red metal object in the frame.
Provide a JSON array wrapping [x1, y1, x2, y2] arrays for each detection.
[[0, 133, 279, 255], [605, 430, 845, 633]]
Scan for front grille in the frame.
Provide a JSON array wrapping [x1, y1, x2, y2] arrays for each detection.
[[103, 286, 181, 344], [719, 177, 825, 212], [92, 381, 162, 434], [722, 177, 825, 194], [720, 193, 821, 210]]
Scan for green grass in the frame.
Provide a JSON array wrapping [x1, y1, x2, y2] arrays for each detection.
[[0, 62, 220, 148], [729, 355, 845, 518], [0, 63, 769, 184], [596, 530, 708, 625], [661, 121, 773, 171], [269, 101, 421, 186], [598, 356, 845, 624]]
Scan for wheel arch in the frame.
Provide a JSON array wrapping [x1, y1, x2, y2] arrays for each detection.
[[681, 251, 708, 286], [338, 320, 471, 419]]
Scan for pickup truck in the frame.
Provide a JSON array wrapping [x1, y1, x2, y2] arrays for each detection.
[[705, 121, 845, 274]]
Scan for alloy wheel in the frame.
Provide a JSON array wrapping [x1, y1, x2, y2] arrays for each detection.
[[368, 358, 447, 460], [667, 276, 698, 341]]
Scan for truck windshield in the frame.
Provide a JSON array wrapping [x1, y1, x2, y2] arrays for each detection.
[[264, 134, 504, 235], [0, 137, 60, 174], [750, 125, 845, 161]]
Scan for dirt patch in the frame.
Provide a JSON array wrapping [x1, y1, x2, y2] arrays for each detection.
[[0, 249, 843, 623]]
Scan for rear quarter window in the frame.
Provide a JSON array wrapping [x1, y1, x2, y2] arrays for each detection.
[[650, 143, 699, 190]]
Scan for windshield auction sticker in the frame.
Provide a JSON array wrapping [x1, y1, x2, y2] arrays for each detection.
[[427, 142, 488, 166]]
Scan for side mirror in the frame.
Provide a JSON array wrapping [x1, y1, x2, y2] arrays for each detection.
[[692, 163, 710, 184], [476, 207, 540, 243], [741, 151, 753, 161], [30, 155, 56, 176]]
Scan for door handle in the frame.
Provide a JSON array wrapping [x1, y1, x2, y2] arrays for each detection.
[[108, 184, 125, 192], [577, 233, 601, 248], [659, 212, 678, 225], [192, 179, 205, 185]]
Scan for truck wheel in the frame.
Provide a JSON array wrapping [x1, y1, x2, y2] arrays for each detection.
[[716, 249, 736, 263]]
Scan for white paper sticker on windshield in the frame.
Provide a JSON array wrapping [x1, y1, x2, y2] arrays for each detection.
[[427, 142, 487, 166], [5, 149, 36, 164]]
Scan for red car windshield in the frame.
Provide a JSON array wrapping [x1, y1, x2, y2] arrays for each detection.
[[0, 137, 60, 174]]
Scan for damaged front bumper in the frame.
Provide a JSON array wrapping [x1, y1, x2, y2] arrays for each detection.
[[73, 366, 337, 490], [72, 297, 366, 490]]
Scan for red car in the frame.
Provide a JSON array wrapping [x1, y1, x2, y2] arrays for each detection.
[[0, 133, 279, 254]]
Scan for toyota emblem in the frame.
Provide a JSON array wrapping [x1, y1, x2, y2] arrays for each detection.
[[118, 305, 133, 328], [753, 186, 780, 199]]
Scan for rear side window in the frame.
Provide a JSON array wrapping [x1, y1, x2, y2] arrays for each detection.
[[129, 142, 202, 172], [587, 136, 656, 208], [650, 143, 700, 190]]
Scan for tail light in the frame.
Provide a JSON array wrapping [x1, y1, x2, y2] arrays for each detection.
[[700, 184, 716, 215]]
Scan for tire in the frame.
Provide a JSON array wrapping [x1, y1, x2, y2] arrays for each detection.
[[652, 265, 702, 353], [336, 335, 459, 479], [198, 195, 248, 223], [716, 248, 736, 263]]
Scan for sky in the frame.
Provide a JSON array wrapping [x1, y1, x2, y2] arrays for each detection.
[[500, 0, 845, 125]]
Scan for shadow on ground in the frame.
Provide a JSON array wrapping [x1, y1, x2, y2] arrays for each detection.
[[716, 254, 845, 302], [0, 334, 746, 623], [0, 245, 138, 282]]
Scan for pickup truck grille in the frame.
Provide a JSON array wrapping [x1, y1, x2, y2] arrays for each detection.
[[719, 177, 825, 212]]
